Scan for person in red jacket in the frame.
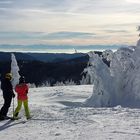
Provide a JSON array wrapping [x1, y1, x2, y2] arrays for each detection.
[[13, 76, 31, 120]]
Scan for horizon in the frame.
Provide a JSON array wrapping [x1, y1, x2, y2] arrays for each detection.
[[0, 44, 125, 53], [0, 0, 140, 52]]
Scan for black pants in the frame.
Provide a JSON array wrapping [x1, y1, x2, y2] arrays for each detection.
[[0, 93, 12, 117]]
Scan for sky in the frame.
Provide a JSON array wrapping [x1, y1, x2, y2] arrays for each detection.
[[0, 0, 140, 52]]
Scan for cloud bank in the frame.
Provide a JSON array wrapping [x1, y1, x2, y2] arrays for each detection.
[[0, 0, 139, 48]]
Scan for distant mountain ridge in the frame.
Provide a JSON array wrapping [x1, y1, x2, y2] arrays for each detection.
[[0, 44, 123, 50], [0, 52, 87, 62], [28, 53, 87, 62]]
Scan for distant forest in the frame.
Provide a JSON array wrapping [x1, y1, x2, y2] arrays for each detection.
[[0, 52, 89, 86], [0, 51, 106, 86]]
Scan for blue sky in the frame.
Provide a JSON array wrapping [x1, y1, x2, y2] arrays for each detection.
[[0, 0, 140, 51]]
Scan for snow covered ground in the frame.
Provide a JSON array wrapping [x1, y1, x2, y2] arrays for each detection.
[[0, 85, 140, 140]]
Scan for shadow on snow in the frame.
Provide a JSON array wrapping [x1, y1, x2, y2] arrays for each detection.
[[0, 120, 25, 131]]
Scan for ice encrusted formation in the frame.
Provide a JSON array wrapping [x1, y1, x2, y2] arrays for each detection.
[[84, 39, 140, 107], [11, 53, 20, 88]]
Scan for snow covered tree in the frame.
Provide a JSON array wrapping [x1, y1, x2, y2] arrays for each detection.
[[84, 35, 140, 107], [80, 74, 91, 85], [40, 81, 51, 87], [84, 51, 116, 107], [65, 79, 76, 86], [11, 53, 20, 88], [28, 83, 36, 88], [54, 81, 65, 86]]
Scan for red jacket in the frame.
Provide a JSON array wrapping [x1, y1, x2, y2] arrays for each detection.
[[15, 83, 29, 100]]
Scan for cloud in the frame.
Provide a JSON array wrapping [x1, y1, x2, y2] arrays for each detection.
[[1, 0, 140, 17], [0, 0, 71, 12], [126, 0, 140, 4], [0, 0, 139, 46], [46, 31, 95, 39], [0, 31, 44, 39], [103, 29, 129, 33], [0, 31, 95, 40], [0, 0, 140, 22], [0, 0, 13, 4]]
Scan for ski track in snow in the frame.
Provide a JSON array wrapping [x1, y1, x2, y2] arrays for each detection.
[[0, 85, 140, 140]]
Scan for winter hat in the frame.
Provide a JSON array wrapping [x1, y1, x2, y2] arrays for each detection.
[[19, 76, 25, 83]]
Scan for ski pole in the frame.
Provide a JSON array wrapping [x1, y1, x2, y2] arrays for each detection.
[[13, 97, 14, 118]]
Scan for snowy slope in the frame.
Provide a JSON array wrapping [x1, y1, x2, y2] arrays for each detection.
[[0, 85, 140, 140]]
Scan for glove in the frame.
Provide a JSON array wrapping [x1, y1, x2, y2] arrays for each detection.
[[12, 93, 15, 98]]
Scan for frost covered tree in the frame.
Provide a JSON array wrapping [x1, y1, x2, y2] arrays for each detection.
[[84, 51, 116, 107], [84, 36, 140, 107], [28, 83, 36, 88], [80, 75, 91, 85], [54, 81, 65, 86], [40, 81, 51, 87], [65, 79, 76, 86], [11, 53, 20, 88]]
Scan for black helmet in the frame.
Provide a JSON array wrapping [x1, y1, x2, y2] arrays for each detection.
[[19, 76, 25, 83]]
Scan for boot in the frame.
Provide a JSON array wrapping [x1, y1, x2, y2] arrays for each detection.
[[0, 115, 5, 120]]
